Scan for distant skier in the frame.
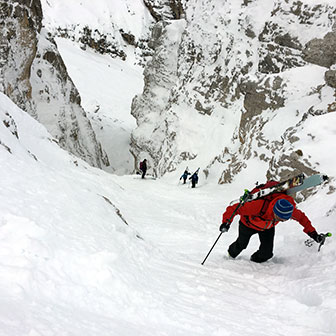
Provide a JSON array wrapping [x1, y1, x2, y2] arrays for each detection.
[[180, 168, 190, 184], [220, 195, 323, 263], [139, 159, 147, 179], [189, 170, 199, 188]]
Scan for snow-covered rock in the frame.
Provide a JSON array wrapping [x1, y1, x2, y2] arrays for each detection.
[[0, 0, 109, 168], [130, 0, 336, 184], [1, 0, 335, 185], [38, 0, 156, 173], [30, 29, 109, 168]]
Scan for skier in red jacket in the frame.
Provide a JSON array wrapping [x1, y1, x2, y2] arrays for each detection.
[[220, 194, 323, 263]]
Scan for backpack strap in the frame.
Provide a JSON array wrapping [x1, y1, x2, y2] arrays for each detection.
[[259, 198, 271, 217], [257, 192, 285, 218]]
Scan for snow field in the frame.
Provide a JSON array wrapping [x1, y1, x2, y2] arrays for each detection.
[[1, 90, 335, 335]]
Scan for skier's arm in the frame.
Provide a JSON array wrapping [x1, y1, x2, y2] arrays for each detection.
[[222, 203, 239, 223], [291, 208, 316, 234]]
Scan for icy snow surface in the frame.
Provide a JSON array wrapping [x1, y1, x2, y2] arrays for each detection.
[[1, 92, 336, 335]]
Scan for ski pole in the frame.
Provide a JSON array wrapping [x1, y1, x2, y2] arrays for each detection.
[[305, 232, 332, 252], [201, 190, 250, 265], [201, 232, 223, 265], [318, 232, 332, 252]]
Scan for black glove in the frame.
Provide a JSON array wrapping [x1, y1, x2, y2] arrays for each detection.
[[220, 222, 230, 232], [308, 231, 324, 243]]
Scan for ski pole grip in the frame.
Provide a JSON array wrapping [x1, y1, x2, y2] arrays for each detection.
[[240, 189, 250, 201]]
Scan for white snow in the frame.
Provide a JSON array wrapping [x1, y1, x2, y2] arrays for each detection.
[[261, 64, 327, 140], [41, 0, 153, 40], [1, 90, 336, 335], [2, 0, 336, 334]]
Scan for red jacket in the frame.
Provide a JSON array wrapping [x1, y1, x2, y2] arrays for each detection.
[[222, 194, 315, 233]]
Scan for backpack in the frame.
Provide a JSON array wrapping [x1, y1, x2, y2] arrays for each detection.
[[139, 161, 143, 170], [249, 180, 284, 217]]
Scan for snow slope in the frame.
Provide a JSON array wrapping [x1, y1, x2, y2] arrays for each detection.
[[1, 92, 336, 335]]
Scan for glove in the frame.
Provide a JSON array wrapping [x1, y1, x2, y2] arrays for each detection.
[[308, 231, 324, 243], [220, 222, 230, 232]]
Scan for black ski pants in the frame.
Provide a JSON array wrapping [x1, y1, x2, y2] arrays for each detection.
[[228, 221, 275, 263]]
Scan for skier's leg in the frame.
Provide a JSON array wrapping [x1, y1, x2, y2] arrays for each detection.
[[250, 227, 275, 263], [228, 222, 256, 258]]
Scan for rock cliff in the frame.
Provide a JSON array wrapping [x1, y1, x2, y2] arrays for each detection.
[[0, 0, 108, 168], [130, 0, 336, 182]]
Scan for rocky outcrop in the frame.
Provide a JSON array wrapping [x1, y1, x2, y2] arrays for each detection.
[[238, 76, 285, 138], [31, 30, 109, 168], [144, 0, 184, 21], [325, 70, 336, 88], [258, 22, 305, 74], [303, 32, 336, 68], [0, 0, 42, 113], [41, 1, 155, 64], [131, 0, 336, 183], [0, 0, 109, 168], [130, 20, 186, 175], [53, 26, 127, 60]]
